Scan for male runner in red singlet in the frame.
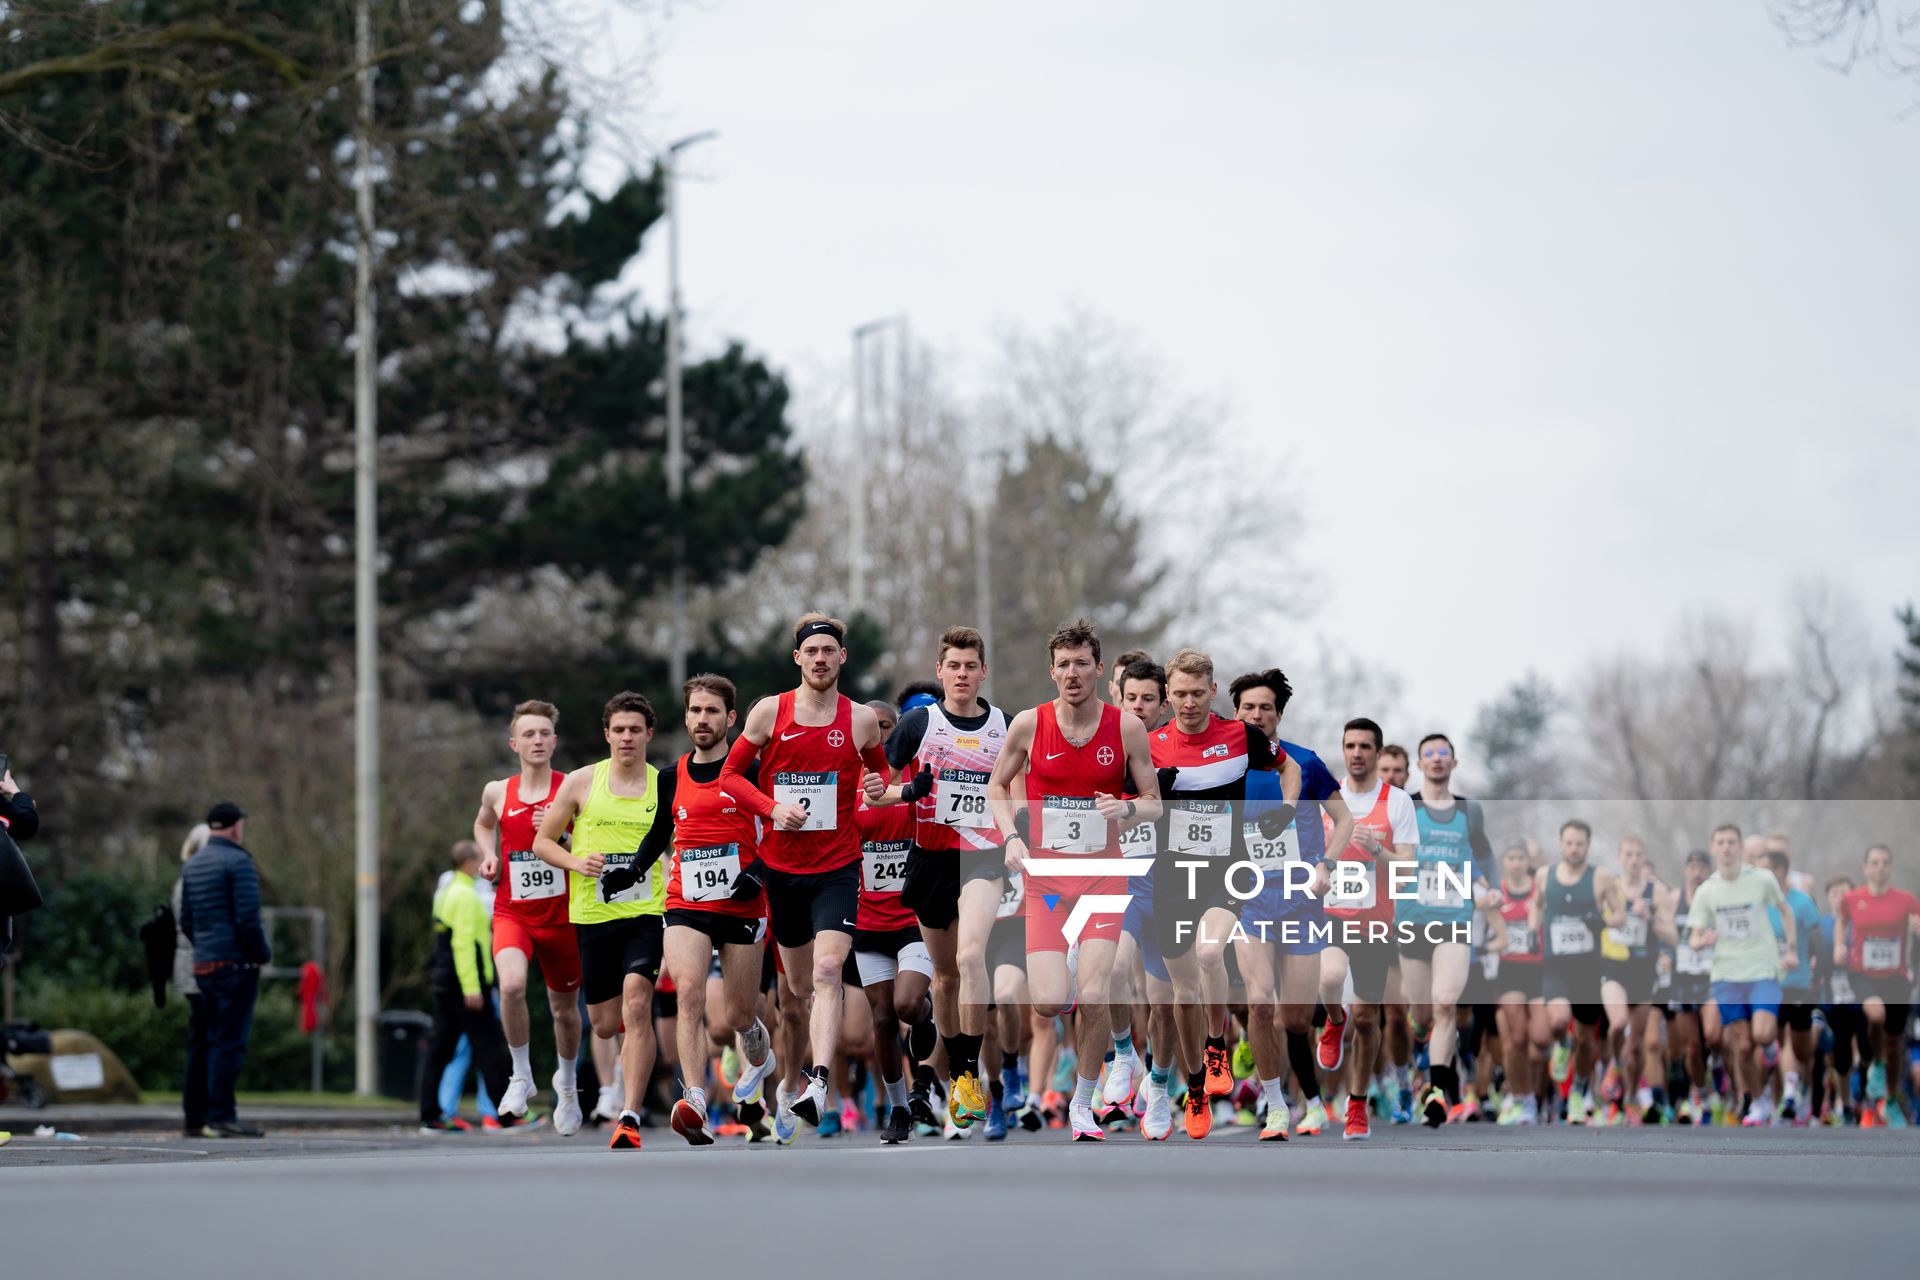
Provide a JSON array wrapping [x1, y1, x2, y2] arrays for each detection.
[[987, 617, 1163, 1142], [473, 700, 585, 1134], [721, 612, 891, 1130], [652, 675, 777, 1146]]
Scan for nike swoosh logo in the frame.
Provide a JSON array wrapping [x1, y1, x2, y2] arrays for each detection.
[[842, 919, 857, 927], [507, 807, 529, 817], [1045, 751, 1064, 760], [780, 731, 806, 741]]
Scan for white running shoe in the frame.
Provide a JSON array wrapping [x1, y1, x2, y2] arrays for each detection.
[[499, 1074, 535, 1119], [733, 1046, 777, 1106], [591, 1085, 619, 1124], [1140, 1077, 1173, 1141], [551, 1069, 582, 1137], [1102, 1052, 1141, 1110], [942, 1114, 972, 1141], [792, 1074, 829, 1128], [1069, 1097, 1105, 1142], [774, 1085, 799, 1145]]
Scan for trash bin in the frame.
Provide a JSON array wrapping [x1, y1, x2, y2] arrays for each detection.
[[376, 1010, 433, 1102]]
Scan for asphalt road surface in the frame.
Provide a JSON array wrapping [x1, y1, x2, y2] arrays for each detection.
[[6, 1123, 1916, 1279]]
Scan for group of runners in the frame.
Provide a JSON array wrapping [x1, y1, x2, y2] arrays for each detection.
[[439, 611, 1920, 1146]]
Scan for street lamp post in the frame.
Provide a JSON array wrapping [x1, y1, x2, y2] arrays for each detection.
[[849, 317, 902, 611], [665, 130, 717, 693], [351, 0, 380, 1097]]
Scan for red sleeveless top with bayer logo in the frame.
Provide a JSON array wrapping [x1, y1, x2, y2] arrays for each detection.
[[1500, 882, 1540, 964], [856, 798, 917, 931], [1324, 781, 1397, 927], [1026, 701, 1128, 857], [495, 772, 569, 928], [666, 754, 764, 920], [759, 690, 863, 875]]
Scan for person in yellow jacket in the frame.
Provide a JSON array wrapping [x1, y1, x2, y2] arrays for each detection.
[[420, 841, 521, 1131]]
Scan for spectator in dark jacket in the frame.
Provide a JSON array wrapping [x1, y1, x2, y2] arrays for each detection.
[[0, 766, 40, 958], [178, 802, 269, 1138]]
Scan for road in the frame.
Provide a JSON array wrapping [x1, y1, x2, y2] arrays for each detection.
[[5, 1123, 1915, 1279]]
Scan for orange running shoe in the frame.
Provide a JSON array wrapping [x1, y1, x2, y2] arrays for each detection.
[[1342, 1095, 1370, 1142], [1204, 1042, 1232, 1099], [1185, 1086, 1213, 1139], [1316, 1013, 1347, 1073], [609, 1116, 643, 1150], [670, 1097, 714, 1146]]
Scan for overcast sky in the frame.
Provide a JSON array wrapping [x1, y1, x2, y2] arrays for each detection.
[[591, 0, 1919, 742]]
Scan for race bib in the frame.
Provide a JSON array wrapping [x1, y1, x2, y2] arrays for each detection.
[[863, 840, 908, 895], [1168, 799, 1232, 859], [1040, 796, 1107, 854], [1654, 951, 1673, 990], [1118, 818, 1160, 859], [1326, 861, 1376, 911], [1675, 943, 1712, 976], [1479, 951, 1500, 981], [1417, 864, 1466, 908], [935, 768, 992, 827], [1715, 905, 1755, 942], [1549, 918, 1594, 956], [1506, 923, 1536, 956], [509, 850, 563, 900], [597, 852, 652, 905], [1608, 914, 1649, 950], [774, 772, 837, 831], [678, 843, 740, 904], [1862, 936, 1901, 972], [998, 870, 1025, 920], [1243, 819, 1299, 870], [1830, 971, 1856, 1003]]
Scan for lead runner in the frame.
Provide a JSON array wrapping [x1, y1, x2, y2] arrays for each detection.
[[988, 617, 1162, 1142]]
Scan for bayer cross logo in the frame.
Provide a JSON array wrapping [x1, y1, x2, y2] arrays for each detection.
[[1096, 745, 1115, 766], [827, 729, 845, 748]]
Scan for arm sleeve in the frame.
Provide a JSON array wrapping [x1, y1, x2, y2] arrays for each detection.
[[885, 708, 931, 771], [2, 793, 38, 842], [1465, 798, 1493, 868], [721, 734, 777, 820], [636, 769, 678, 872], [232, 856, 271, 966], [451, 889, 484, 996], [1242, 726, 1276, 771], [861, 741, 891, 781]]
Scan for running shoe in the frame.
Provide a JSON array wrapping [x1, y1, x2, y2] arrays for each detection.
[[1391, 1087, 1414, 1126], [773, 1086, 799, 1145], [1885, 1101, 1909, 1129], [1778, 1094, 1798, 1125], [1185, 1086, 1213, 1139], [949, 1070, 989, 1129], [1316, 1014, 1347, 1073], [817, 1105, 843, 1138], [880, 1105, 912, 1144], [792, 1074, 828, 1128], [943, 1114, 973, 1141], [719, 1046, 742, 1091], [1015, 1097, 1045, 1132], [1422, 1086, 1448, 1128], [553, 1071, 583, 1137], [1232, 1039, 1257, 1079], [1234, 1105, 1259, 1128], [1001, 1063, 1029, 1113], [1069, 1098, 1106, 1142], [1599, 1062, 1623, 1104], [732, 1046, 777, 1106], [609, 1112, 644, 1150], [591, 1086, 619, 1124], [1496, 1095, 1521, 1126], [418, 1118, 467, 1134], [1141, 1077, 1173, 1140], [1741, 1098, 1771, 1127], [1641, 1098, 1664, 1127], [1259, 1103, 1291, 1141], [740, 1097, 772, 1143], [1859, 1101, 1882, 1129], [1298, 1097, 1329, 1136], [481, 1114, 503, 1131], [1866, 1062, 1889, 1101], [1460, 1089, 1483, 1122], [1548, 1041, 1571, 1085], [1102, 1052, 1142, 1111], [671, 1097, 714, 1146], [499, 1074, 535, 1119], [984, 1094, 1009, 1140], [1342, 1095, 1371, 1141], [907, 1081, 940, 1131], [1204, 1042, 1233, 1099], [1566, 1089, 1591, 1126]]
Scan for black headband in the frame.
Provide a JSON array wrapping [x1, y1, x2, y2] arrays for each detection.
[[796, 620, 844, 646]]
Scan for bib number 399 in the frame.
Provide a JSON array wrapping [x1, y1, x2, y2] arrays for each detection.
[[509, 850, 563, 900]]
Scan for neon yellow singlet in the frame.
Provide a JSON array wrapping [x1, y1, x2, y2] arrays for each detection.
[[568, 760, 665, 924]]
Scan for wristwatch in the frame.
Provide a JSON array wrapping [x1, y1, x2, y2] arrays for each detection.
[[1124, 799, 1138, 821]]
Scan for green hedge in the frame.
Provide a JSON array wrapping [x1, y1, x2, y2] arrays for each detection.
[[14, 980, 353, 1094]]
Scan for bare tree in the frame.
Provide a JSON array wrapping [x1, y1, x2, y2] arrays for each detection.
[[1772, 1, 1920, 89]]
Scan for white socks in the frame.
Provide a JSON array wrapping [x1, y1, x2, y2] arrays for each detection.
[[509, 1043, 533, 1080]]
